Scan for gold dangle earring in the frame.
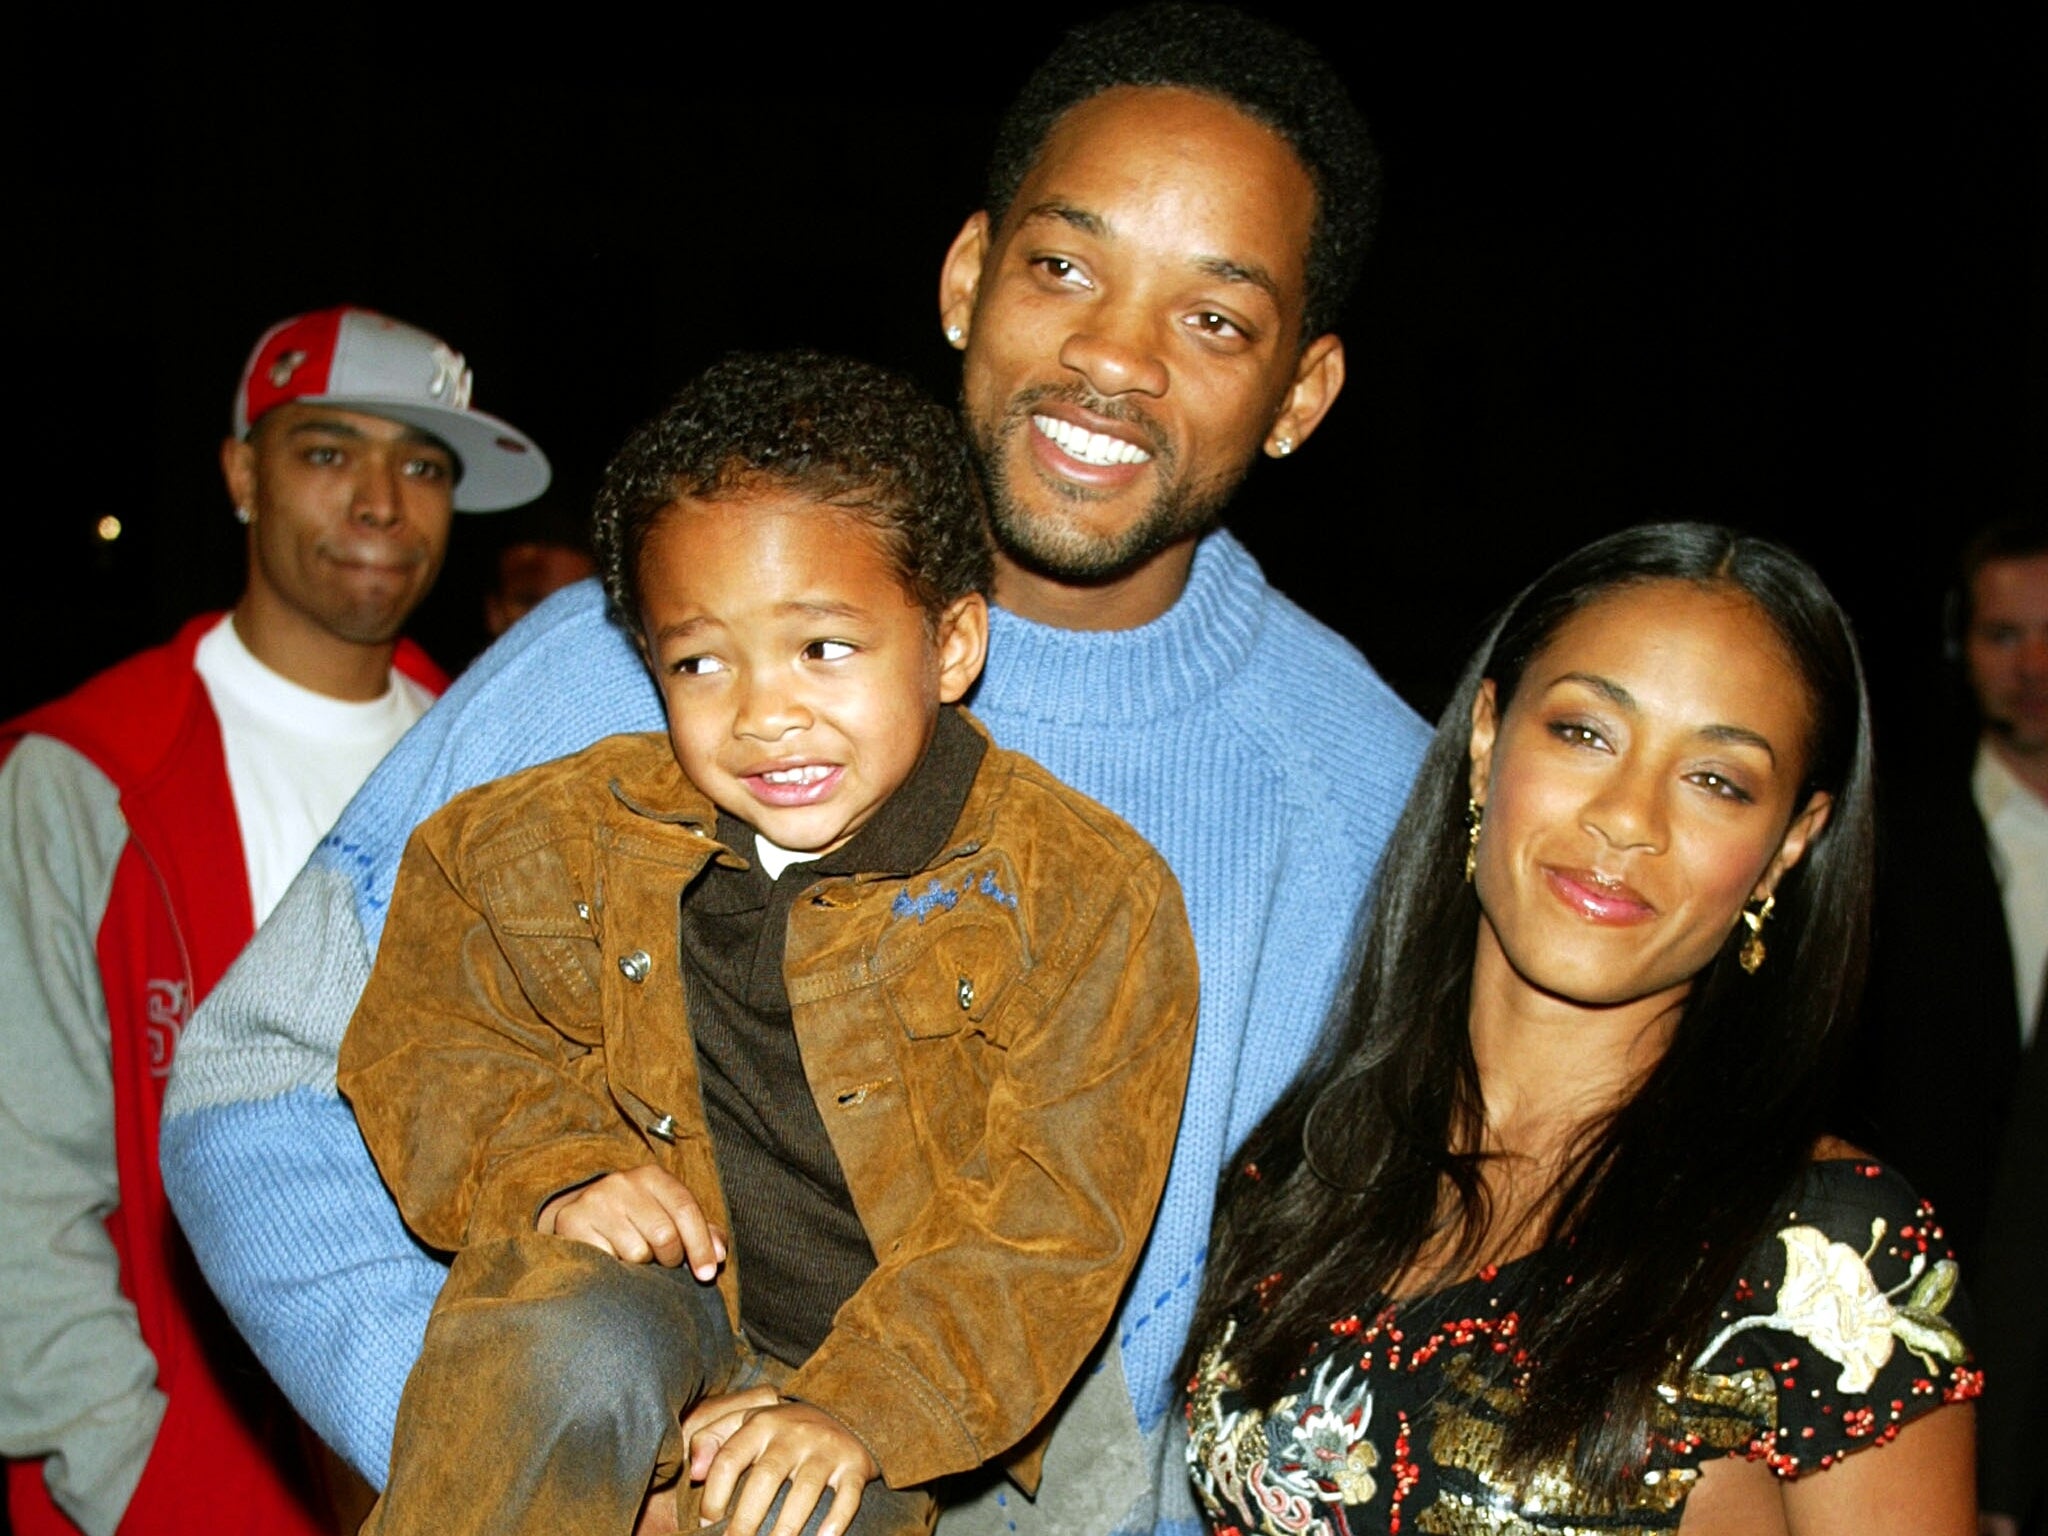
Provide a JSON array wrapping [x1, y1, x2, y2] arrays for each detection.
[[1738, 893, 1776, 974], [1464, 799, 1483, 883]]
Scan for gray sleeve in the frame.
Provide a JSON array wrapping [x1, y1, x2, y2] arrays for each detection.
[[0, 736, 166, 1536]]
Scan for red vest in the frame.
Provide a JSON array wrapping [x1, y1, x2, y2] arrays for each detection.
[[3, 616, 445, 1535]]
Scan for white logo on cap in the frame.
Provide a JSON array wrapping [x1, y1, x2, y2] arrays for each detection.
[[268, 349, 310, 389], [429, 344, 473, 409]]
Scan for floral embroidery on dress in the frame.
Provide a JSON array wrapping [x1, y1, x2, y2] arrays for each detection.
[[1693, 1218, 1967, 1392]]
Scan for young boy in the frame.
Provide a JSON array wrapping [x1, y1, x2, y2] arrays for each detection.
[[337, 353, 1198, 1536]]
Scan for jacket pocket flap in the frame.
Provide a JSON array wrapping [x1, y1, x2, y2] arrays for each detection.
[[888, 922, 1019, 1040], [474, 847, 603, 1028], [476, 843, 596, 938]]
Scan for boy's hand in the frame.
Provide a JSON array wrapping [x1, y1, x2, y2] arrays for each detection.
[[537, 1166, 726, 1278], [683, 1391, 878, 1536]]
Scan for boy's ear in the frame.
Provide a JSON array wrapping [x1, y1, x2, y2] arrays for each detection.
[[935, 593, 990, 704]]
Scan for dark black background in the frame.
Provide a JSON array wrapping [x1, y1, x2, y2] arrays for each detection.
[[14, 6, 2044, 746]]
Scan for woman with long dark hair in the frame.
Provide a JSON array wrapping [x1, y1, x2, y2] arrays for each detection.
[[1184, 524, 1979, 1533]]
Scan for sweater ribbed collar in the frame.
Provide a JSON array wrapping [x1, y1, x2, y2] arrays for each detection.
[[973, 531, 1266, 726]]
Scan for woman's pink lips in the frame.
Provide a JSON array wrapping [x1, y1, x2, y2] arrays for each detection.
[[740, 764, 844, 808], [1542, 866, 1656, 924]]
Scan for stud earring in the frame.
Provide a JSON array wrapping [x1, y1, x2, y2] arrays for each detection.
[[945, 324, 964, 346], [234, 505, 252, 525], [1273, 436, 1294, 457], [1737, 893, 1775, 974], [1464, 799, 1483, 883]]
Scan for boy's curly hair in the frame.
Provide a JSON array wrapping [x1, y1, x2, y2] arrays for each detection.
[[593, 351, 992, 630]]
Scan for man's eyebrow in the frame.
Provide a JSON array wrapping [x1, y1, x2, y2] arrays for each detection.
[[1193, 254, 1281, 305], [284, 417, 454, 454], [284, 416, 371, 440], [1549, 671, 1778, 762], [1017, 200, 1106, 238]]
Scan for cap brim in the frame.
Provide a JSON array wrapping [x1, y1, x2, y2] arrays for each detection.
[[304, 394, 553, 512]]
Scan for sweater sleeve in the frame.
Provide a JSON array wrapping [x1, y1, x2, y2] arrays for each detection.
[[157, 579, 664, 1486], [0, 737, 163, 1536]]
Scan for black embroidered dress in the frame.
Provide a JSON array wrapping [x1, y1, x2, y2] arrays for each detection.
[[1185, 1160, 1980, 1535]]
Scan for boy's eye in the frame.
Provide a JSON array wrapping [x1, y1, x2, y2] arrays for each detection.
[[402, 455, 453, 482], [304, 445, 344, 467], [805, 640, 856, 661], [672, 654, 724, 676]]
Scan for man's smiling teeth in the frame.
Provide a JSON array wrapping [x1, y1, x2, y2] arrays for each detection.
[[1032, 415, 1151, 466], [758, 765, 833, 786]]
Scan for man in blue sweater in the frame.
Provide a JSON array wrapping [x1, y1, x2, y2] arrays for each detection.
[[160, 9, 1429, 1535]]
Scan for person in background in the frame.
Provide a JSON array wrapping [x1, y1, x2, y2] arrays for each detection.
[[0, 306, 548, 1536], [1850, 516, 2047, 1535], [481, 502, 598, 641]]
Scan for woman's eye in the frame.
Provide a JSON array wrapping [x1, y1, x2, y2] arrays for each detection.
[[805, 640, 856, 661], [1549, 721, 1608, 749], [1692, 772, 1754, 803], [672, 655, 723, 676]]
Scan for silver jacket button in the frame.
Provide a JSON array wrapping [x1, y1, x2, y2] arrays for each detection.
[[648, 1114, 678, 1143], [618, 950, 652, 983], [957, 974, 975, 1011], [575, 901, 591, 921]]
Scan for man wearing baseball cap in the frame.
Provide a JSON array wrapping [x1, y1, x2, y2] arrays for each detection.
[[0, 307, 547, 1536]]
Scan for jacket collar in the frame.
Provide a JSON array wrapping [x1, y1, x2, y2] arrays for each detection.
[[597, 711, 1013, 884]]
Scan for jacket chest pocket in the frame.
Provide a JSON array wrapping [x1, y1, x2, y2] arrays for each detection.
[[476, 848, 605, 1045], [887, 919, 1021, 1048]]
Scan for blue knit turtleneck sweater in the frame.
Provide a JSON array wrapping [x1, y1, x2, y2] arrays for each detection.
[[161, 532, 1426, 1534]]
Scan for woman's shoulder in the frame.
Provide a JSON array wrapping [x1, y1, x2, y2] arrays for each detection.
[[1679, 1147, 1980, 1478]]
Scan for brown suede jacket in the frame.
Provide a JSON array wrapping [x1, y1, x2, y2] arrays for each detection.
[[337, 722, 1197, 1490]]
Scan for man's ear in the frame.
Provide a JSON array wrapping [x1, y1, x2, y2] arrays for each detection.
[[220, 436, 256, 519], [1264, 334, 1346, 458], [938, 212, 992, 350], [935, 593, 990, 703], [1754, 790, 1834, 903], [1467, 679, 1499, 807]]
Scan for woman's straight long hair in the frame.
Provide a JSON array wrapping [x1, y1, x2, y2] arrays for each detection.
[[1184, 523, 1876, 1489]]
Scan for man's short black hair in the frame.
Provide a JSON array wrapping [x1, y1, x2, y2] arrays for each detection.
[[593, 351, 992, 631], [983, 3, 1380, 342]]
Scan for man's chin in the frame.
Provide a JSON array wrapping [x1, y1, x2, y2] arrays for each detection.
[[990, 517, 1214, 588]]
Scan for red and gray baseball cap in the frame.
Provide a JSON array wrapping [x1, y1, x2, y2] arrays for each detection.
[[232, 306, 551, 512]]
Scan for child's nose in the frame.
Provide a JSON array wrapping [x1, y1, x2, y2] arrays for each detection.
[[733, 676, 811, 740]]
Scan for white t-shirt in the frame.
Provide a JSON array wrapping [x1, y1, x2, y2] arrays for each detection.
[[193, 616, 434, 925], [1973, 740, 2048, 1045]]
